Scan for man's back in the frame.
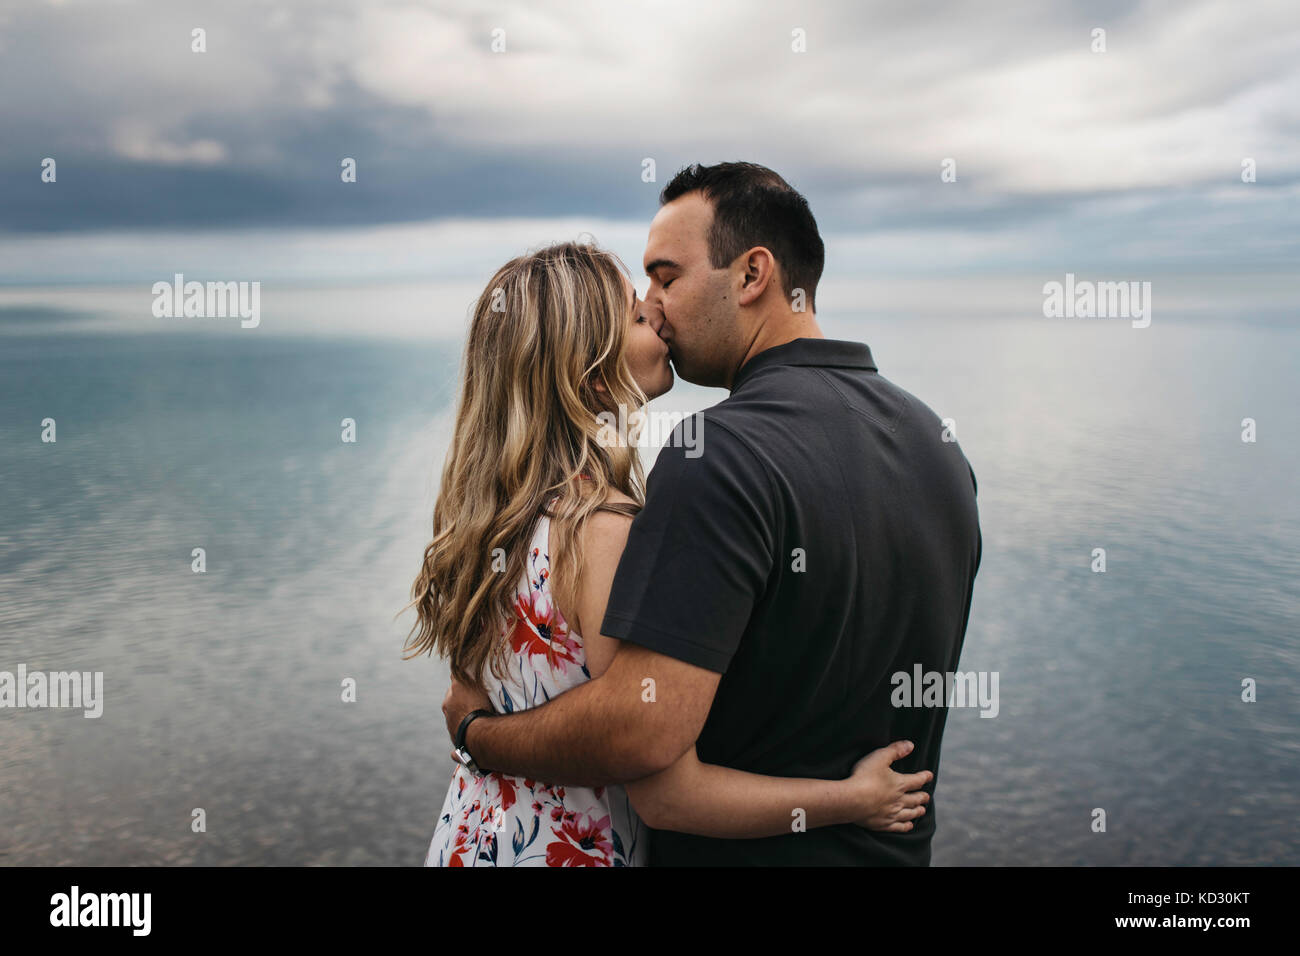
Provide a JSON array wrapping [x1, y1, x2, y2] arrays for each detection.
[[602, 338, 981, 865]]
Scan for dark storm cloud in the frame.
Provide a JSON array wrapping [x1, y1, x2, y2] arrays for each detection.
[[0, 0, 1296, 274]]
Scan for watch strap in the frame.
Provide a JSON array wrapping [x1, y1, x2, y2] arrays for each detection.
[[453, 708, 495, 775]]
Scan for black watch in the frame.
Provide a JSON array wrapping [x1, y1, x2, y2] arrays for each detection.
[[453, 709, 494, 776]]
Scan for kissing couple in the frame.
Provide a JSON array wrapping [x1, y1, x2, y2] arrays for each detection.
[[407, 161, 982, 866]]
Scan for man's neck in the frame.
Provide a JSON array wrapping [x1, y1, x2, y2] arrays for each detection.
[[729, 313, 824, 389]]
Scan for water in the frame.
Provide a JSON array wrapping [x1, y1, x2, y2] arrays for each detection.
[[2, 292, 1297, 865]]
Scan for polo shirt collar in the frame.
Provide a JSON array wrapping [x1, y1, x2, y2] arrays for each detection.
[[731, 338, 876, 392]]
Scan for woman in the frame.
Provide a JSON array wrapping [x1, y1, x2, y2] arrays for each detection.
[[405, 239, 930, 866]]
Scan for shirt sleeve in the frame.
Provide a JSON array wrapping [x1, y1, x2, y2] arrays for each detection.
[[599, 415, 777, 673]]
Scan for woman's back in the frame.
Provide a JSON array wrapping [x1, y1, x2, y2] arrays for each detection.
[[425, 508, 649, 866]]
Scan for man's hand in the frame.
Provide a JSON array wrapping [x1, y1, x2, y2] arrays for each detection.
[[442, 676, 493, 752]]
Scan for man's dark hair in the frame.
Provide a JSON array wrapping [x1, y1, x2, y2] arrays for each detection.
[[660, 161, 825, 311]]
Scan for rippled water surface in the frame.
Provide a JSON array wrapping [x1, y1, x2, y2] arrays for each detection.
[[2, 301, 1296, 865]]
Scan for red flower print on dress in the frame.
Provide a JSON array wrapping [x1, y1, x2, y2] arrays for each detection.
[[496, 774, 517, 811], [508, 591, 580, 672], [545, 812, 614, 867], [447, 826, 473, 867]]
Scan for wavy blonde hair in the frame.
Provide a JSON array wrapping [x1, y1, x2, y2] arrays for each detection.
[[402, 240, 648, 692]]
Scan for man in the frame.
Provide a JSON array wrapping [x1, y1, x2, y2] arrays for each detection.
[[443, 161, 982, 865]]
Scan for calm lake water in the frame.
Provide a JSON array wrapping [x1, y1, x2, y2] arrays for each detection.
[[2, 291, 1297, 865]]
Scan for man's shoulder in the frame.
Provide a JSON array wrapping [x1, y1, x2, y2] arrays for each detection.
[[656, 399, 768, 473], [695, 384, 791, 440], [640, 401, 779, 513]]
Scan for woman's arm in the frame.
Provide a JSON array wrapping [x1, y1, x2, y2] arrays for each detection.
[[623, 741, 929, 838]]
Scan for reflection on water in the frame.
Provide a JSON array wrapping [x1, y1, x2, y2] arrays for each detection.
[[1, 309, 1297, 865]]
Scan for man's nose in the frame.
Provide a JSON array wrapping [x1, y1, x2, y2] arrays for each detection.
[[644, 296, 666, 335]]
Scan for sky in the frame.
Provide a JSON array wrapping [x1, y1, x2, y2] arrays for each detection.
[[0, 0, 1297, 285]]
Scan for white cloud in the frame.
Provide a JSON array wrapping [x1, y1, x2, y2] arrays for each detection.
[[111, 125, 228, 164], [1, 0, 1296, 273], [9, 0, 1299, 193]]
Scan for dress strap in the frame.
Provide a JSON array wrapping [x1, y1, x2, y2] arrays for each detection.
[[539, 497, 640, 518]]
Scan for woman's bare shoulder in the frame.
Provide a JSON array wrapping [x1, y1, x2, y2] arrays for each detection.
[[582, 492, 636, 543], [550, 491, 637, 655]]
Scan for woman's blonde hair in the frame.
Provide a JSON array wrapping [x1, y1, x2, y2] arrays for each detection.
[[402, 240, 648, 692]]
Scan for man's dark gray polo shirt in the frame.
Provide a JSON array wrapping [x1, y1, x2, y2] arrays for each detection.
[[601, 337, 982, 866]]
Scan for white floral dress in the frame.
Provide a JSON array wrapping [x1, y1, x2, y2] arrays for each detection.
[[425, 510, 649, 866]]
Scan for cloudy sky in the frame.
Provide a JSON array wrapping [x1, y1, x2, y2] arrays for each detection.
[[0, 0, 1297, 285]]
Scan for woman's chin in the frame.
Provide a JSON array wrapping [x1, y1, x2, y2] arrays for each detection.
[[636, 368, 674, 402]]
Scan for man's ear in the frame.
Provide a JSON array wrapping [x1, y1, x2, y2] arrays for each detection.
[[591, 375, 608, 394], [737, 247, 776, 306]]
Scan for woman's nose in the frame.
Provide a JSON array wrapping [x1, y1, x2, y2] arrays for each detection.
[[644, 299, 666, 335]]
